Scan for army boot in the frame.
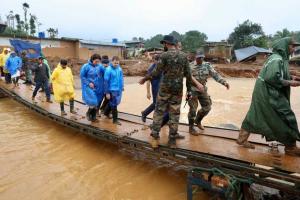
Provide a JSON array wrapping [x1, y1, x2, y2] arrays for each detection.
[[173, 133, 185, 139], [189, 119, 200, 136], [167, 134, 177, 149], [236, 129, 255, 149], [150, 132, 160, 149], [285, 142, 300, 156], [195, 113, 205, 130]]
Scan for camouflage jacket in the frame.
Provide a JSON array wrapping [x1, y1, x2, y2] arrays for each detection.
[[147, 49, 192, 95], [190, 62, 226, 92]]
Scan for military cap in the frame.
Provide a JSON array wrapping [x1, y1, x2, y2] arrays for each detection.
[[160, 35, 176, 45]]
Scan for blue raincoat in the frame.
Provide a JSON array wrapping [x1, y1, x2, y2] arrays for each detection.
[[80, 62, 105, 107], [5, 54, 22, 76], [104, 65, 124, 108]]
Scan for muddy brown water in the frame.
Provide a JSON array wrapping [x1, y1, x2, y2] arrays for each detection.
[[1, 77, 300, 200]]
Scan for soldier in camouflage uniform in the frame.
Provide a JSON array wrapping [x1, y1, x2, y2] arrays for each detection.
[[139, 35, 196, 148], [188, 54, 230, 135]]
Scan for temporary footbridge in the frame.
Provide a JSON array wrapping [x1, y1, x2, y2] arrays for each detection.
[[0, 81, 300, 197]]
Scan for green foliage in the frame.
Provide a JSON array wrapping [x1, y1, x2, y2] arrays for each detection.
[[144, 30, 206, 52], [181, 30, 207, 53], [273, 28, 292, 41], [47, 28, 58, 38], [22, 2, 30, 34], [0, 27, 28, 37], [29, 14, 37, 36], [228, 20, 268, 49], [169, 31, 183, 41], [144, 34, 164, 48]]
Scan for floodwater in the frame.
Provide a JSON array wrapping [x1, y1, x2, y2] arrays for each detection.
[[1, 77, 300, 200], [120, 77, 300, 128]]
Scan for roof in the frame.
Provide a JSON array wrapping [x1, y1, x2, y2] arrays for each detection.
[[234, 46, 272, 62], [79, 39, 125, 47], [202, 41, 232, 47], [124, 41, 144, 45]]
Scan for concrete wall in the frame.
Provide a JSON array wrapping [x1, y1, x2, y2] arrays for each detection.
[[79, 43, 124, 60], [0, 36, 124, 60]]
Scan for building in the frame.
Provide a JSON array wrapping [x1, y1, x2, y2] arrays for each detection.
[[124, 40, 145, 58], [199, 41, 233, 63], [234, 46, 272, 64], [0, 36, 126, 60]]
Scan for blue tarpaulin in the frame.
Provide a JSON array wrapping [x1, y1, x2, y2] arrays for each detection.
[[9, 39, 42, 59]]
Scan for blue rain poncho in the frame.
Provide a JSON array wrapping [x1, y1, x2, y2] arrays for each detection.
[[104, 65, 124, 107], [5, 54, 22, 76], [80, 61, 105, 107]]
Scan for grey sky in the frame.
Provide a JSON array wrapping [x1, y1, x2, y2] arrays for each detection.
[[1, 0, 299, 42]]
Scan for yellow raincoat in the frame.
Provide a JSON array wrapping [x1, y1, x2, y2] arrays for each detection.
[[51, 64, 75, 102], [0, 48, 10, 73]]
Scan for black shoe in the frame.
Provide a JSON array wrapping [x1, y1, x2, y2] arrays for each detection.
[[91, 108, 97, 122], [141, 112, 146, 122], [86, 108, 92, 121]]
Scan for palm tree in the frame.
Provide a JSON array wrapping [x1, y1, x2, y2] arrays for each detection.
[[29, 14, 37, 36], [47, 28, 58, 38], [22, 2, 30, 34]]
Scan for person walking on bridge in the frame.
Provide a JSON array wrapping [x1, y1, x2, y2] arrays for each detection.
[[139, 35, 199, 149], [51, 59, 76, 116], [188, 53, 229, 135], [237, 37, 300, 156], [80, 54, 105, 122], [141, 55, 169, 126], [5, 51, 22, 88], [0, 48, 10, 78], [32, 57, 52, 103], [104, 56, 124, 125]]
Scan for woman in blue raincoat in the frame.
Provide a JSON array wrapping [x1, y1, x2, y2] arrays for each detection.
[[104, 56, 124, 125], [5, 51, 22, 88], [80, 54, 105, 122]]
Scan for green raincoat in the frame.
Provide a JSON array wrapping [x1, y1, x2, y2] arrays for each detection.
[[241, 37, 300, 145]]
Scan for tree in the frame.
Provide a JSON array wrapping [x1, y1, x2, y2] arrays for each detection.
[[182, 30, 207, 53], [144, 34, 164, 48], [138, 37, 145, 42], [22, 2, 30, 34], [15, 14, 22, 32], [132, 37, 138, 41], [228, 20, 268, 49], [29, 14, 37, 36], [169, 31, 182, 42], [47, 28, 58, 38]]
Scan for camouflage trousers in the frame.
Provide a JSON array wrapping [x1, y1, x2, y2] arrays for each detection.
[[151, 92, 182, 136], [188, 91, 212, 125]]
